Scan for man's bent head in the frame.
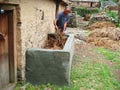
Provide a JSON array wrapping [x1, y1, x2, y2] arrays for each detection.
[[64, 6, 71, 15]]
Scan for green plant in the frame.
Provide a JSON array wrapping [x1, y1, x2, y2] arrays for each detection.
[[98, 0, 106, 5], [112, 0, 118, 3], [99, 0, 118, 3], [76, 7, 99, 17], [15, 63, 120, 90], [118, 23, 120, 27], [99, 0, 106, 2], [107, 11, 118, 23]]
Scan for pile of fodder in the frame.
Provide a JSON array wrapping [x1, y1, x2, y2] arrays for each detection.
[[87, 27, 120, 50], [44, 32, 67, 50], [87, 21, 116, 30]]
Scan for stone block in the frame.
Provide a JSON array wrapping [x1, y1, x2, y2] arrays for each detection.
[[26, 34, 74, 86]]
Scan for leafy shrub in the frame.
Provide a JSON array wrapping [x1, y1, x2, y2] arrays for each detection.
[[76, 7, 100, 17], [99, 0, 118, 3], [111, 0, 118, 3], [107, 11, 118, 23]]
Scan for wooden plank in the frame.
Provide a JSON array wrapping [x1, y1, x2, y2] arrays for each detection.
[[0, 11, 9, 89]]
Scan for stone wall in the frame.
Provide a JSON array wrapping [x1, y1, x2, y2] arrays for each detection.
[[20, 0, 56, 81], [1, 0, 57, 81]]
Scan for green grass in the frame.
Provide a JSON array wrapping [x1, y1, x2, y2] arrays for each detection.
[[96, 48, 120, 63], [15, 47, 120, 90], [71, 63, 120, 90], [15, 62, 120, 90]]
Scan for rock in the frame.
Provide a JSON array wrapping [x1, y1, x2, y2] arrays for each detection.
[[89, 12, 111, 25], [75, 34, 87, 41]]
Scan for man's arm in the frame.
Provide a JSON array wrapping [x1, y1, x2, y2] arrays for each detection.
[[53, 19, 58, 30], [53, 12, 62, 30], [63, 15, 70, 31], [63, 22, 67, 31]]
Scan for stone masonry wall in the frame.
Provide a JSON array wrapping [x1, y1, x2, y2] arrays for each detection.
[[5, 0, 56, 81]]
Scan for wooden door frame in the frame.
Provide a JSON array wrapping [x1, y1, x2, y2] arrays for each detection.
[[0, 3, 19, 85], [55, 0, 60, 17], [8, 9, 17, 83]]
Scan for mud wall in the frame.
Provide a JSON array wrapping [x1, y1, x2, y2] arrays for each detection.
[[1, 0, 57, 81]]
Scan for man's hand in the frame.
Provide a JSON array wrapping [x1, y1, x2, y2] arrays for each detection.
[[55, 25, 58, 31], [63, 30, 67, 34]]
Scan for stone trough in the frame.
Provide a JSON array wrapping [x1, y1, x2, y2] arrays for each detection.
[[25, 34, 74, 86]]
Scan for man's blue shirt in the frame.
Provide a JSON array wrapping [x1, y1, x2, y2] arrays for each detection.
[[56, 11, 70, 30]]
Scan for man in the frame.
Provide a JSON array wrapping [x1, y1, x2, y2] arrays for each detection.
[[54, 6, 71, 34]]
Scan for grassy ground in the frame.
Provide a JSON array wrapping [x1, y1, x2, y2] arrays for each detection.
[[15, 43, 120, 90]]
